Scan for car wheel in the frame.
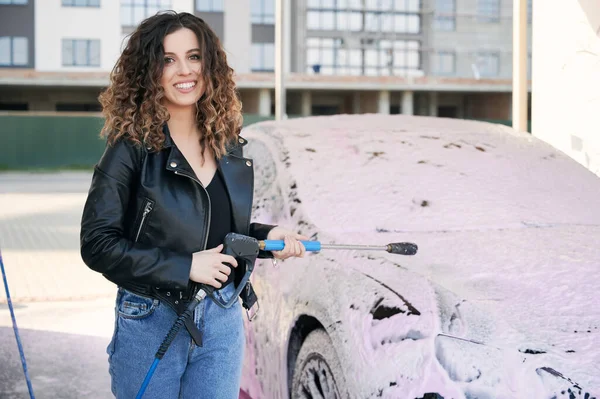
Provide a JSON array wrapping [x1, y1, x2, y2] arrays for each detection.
[[291, 329, 348, 399]]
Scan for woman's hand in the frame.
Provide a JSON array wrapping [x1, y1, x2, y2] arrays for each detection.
[[189, 244, 238, 288], [267, 227, 310, 260]]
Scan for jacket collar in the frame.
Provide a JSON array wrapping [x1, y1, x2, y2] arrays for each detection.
[[161, 123, 247, 155], [160, 124, 253, 235]]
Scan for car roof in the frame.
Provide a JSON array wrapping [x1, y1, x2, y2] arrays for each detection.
[[243, 114, 600, 233]]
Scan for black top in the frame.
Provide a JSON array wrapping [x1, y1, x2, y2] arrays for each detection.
[[205, 169, 233, 250]]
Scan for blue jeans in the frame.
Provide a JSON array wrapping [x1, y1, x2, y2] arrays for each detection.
[[107, 284, 245, 398]]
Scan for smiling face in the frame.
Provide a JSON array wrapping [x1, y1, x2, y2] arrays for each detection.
[[159, 28, 204, 111]]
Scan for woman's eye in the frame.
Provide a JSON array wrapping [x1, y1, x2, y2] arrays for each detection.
[[164, 57, 174, 64], [190, 54, 201, 61]]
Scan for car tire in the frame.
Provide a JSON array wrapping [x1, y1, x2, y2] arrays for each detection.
[[291, 329, 349, 399]]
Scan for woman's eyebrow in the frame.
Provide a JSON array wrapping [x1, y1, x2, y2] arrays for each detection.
[[164, 48, 202, 55]]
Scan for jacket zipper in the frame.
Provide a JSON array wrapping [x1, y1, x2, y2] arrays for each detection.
[[174, 170, 211, 298], [135, 201, 154, 242], [174, 170, 211, 253]]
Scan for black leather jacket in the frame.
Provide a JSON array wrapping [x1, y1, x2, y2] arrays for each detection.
[[80, 125, 275, 315]]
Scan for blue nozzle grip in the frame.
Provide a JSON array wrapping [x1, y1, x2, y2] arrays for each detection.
[[263, 240, 321, 252]]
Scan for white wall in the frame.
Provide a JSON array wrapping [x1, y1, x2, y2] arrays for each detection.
[[171, 0, 193, 13], [532, 1, 600, 176], [36, 1, 194, 72], [35, 0, 121, 72], [223, 0, 251, 74], [117, 1, 194, 53]]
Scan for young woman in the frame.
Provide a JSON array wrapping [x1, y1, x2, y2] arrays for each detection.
[[80, 11, 307, 398]]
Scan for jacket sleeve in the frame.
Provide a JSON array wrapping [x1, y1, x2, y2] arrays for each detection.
[[80, 139, 192, 290], [249, 222, 276, 259], [235, 137, 277, 258]]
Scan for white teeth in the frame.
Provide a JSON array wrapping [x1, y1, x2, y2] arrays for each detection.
[[175, 82, 196, 89]]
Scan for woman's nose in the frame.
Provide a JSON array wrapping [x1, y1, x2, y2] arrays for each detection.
[[177, 60, 192, 75]]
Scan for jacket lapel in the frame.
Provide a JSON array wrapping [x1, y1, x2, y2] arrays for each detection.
[[218, 142, 253, 235], [162, 122, 253, 235]]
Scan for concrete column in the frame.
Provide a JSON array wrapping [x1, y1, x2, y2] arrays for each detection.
[[301, 91, 312, 116], [378, 90, 390, 114], [275, 0, 291, 120], [512, 0, 528, 131], [352, 92, 361, 114], [258, 89, 271, 117], [429, 92, 438, 116], [284, 0, 292, 74], [402, 91, 414, 115]]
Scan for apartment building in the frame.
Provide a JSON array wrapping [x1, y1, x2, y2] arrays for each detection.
[[0, 0, 532, 121]]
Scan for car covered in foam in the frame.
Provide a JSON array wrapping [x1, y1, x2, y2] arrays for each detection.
[[238, 114, 600, 399]]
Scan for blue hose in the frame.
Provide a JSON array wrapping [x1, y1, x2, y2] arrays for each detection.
[[136, 358, 160, 399], [0, 249, 36, 399], [136, 289, 207, 398]]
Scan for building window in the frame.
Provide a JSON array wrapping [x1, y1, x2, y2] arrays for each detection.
[[364, 12, 420, 34], [62, 0, 100, 6], [364, 0, 420, 33], [0, 37, 28, 66], [251, 42, 274, 72], [434, 51, 455, 75], [364, 39, 420, 76], [196, 0, 223, 12], [306, 9, 363, 31], [0, 0, 28, 4], [307, 0, 420, 33], [251, 0, 274, 24], [476, 52, 499, 77], [477, 0, 500, 23], [306, 37, 362, 75], [306, 37, 419, 76], [121, 0, 171, 27], [62, 39, 101, 67], [308, 0, 355, 8], [434, 0, 455, 31]]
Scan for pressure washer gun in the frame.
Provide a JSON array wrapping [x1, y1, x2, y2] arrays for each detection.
[[207, 232, 261, 311], [137, 232, 260, 398], [136, 232, 418, 398]]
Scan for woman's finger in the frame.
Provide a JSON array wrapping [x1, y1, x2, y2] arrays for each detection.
[[272, 234, 308, 259], [221, 255, 238, 267], [214, 270, 228, 282], [217, 264, 231, 275], [283, 236, 292, 256]]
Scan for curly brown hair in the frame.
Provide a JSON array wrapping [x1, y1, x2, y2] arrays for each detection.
[[99, 11, 242, 158]]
